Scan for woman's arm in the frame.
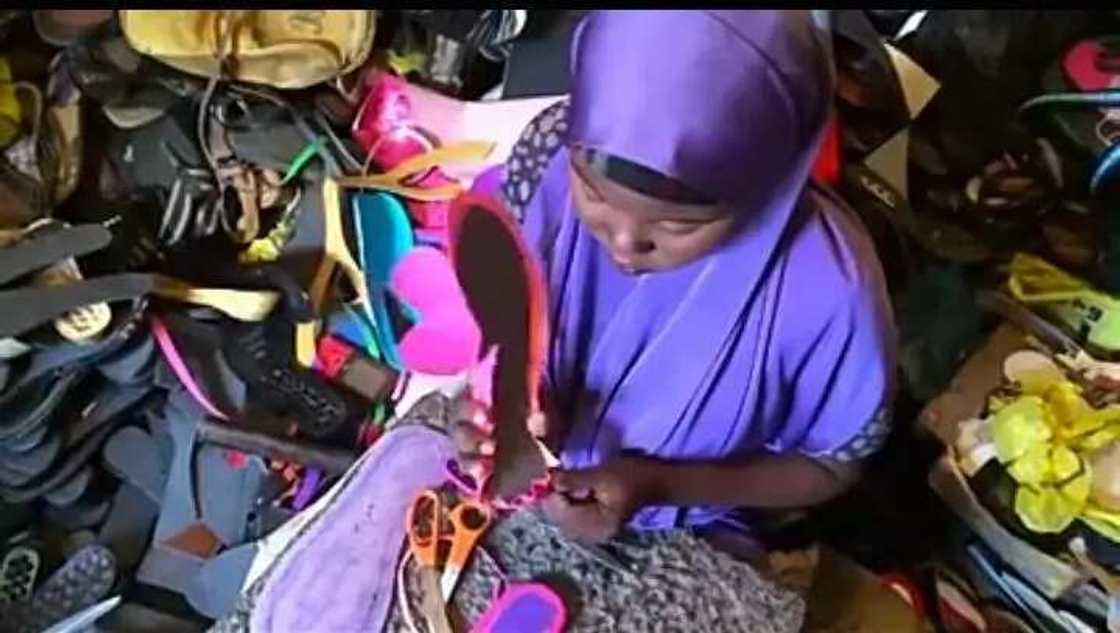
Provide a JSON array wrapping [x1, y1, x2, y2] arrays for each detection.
[[546, 453, 861, 542], [639, 453, 861, 509]]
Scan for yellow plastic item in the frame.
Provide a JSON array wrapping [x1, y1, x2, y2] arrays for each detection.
[[150, 275, 280, 321], [1008, 252, 1120, 354], [991, 396, 1051, 462], [0, 57, 20, 148], [1084, 504, 1120, 542], [119, 10, 375, 89], [977, 368, 1120, 539], [1016, 484, 1080, 533], [295, 177, 369, 368], [336, 140, 496, 201]]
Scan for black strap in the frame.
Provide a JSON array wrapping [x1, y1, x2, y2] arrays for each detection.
[[0, 273, 154, 338], [0, 224, 112, 287]]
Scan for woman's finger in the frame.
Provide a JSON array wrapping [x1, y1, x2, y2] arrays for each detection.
[[542, 493, 612, 543], [453, 395, 494, 434], [527, 410, 549, 439], [450, 420, 495, 457]]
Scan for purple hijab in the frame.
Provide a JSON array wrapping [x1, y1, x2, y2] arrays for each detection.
[[520, 11, 896, 530]]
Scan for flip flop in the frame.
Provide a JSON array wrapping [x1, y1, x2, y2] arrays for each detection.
[[0, 543, 116, 633], [448, 193, 551, 503], [352, 190, 415, 370], [41, 466, 93, 508], [0, 273, 154, 339], [0, 418, 119, 504], [41, 495, 111, 531], [0, 433, 62, 480], [0, 370, 85, 445], [0, 544, 39, 606], [0, 222, 111, 287]]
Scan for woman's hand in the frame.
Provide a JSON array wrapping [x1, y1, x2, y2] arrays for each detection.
[[450, 396, 496, 487], [449, 395, 555, 488], [542, 457, 662, 543]]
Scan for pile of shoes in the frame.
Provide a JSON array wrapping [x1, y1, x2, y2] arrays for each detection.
[[0, 9, 546, 630], [828, 10, 1120, 632]]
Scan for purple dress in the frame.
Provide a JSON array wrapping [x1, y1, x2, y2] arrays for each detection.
[[495, 10, 897, 533]]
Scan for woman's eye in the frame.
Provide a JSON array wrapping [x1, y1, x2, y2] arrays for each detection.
[[657, 221, 701, 235]]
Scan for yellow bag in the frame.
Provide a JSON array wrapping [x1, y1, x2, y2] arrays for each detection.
[[119, 10, 375, 89]]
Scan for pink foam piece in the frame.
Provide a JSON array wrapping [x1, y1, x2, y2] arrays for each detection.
[[390, 246, 482, 375], [470, 583, 567, 633]]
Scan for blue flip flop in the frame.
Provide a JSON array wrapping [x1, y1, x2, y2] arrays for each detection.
[[351, 191, 415, 370]]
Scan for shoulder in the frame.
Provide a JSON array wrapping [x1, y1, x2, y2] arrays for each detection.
[[501, 99, 570, 221], [777, 188, 896, 353]]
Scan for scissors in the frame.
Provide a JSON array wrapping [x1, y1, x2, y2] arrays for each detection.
[[406, 487, 493, 613]]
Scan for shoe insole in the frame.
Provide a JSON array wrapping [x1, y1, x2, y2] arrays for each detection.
[[196, 445, 268, 547], [184, 541, 256, 619], [135, 543, 204, 597], [470, 583, 568, 633], [0, 545, 40, 605], [449, 193, 549, 501], [152, 400, 200, 544], [251, 425, 453, 633], [103, 426, 169, 505], [0, 223, 111, 286]]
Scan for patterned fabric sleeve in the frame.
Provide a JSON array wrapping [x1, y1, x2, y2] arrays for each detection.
[[500, 99, 570, 222], [815, 404, 892, 462]]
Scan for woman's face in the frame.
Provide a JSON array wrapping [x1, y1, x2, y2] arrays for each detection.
[[569, 152, 736, 274]]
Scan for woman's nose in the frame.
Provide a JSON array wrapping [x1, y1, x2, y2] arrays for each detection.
[[610, 226, 655, 256]]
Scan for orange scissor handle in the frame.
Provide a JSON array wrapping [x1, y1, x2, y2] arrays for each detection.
[[406, 489, 442, 567], [444, 500, 492, 571]]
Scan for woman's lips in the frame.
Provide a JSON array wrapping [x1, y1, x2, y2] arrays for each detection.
[[611, 256, 642, 274]]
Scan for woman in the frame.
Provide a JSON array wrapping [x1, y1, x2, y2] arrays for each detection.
[[456, 9, 897, 550]]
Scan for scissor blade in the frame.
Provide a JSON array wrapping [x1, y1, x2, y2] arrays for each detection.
[[440, 564, 462, 601]]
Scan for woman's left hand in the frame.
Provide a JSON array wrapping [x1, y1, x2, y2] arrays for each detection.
[[542, 457, 661, 543]]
